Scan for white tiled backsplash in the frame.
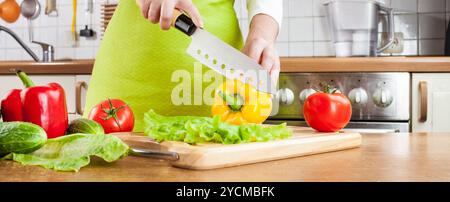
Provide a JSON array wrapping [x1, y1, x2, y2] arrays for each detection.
[[1, 0, 449, 60], [0, 0, 110, 61], [236, 0, 450, 57]]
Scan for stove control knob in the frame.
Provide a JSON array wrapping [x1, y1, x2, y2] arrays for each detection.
[[372, 88, 393, 108], [348, 88, 368, 105], [299, 88, 317, 104], [276, 88, 294, 105]]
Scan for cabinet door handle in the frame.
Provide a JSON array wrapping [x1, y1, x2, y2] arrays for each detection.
[[76, 81, 88, 115], [419, 81, 427, 122]]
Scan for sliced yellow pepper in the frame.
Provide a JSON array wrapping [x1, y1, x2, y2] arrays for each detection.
[[211, 79, 272, 125]]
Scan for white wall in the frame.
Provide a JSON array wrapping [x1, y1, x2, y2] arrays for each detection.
[[1, 0, 449, 60], [0, 0, 111, 61], [235, 0, 450, 57]]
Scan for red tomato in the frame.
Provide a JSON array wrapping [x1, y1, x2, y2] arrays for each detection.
[[303, 91, 352, 132], [88, 99, 134, 134]]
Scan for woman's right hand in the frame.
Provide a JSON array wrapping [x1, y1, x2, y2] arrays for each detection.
[[136, 0, 203, 30]]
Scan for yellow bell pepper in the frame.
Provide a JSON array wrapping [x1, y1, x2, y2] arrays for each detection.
[[211, 79, 272, 125]]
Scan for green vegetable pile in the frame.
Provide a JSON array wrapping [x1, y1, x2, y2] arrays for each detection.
[[144, 110, 292, 144], [3, 134, 129, 172], [1, 110, 292, 172], [1, 121, 129, 172]]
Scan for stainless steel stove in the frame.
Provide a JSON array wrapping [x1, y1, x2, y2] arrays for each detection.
[[266, 73, 411, 133]]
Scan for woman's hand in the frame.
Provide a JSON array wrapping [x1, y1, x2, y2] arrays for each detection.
[[136, 0, 203, 30], [242, 14, 280, 84]]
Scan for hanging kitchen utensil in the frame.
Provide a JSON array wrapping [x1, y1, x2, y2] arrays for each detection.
[[44, 0, 58, 17], [20, 0, 54, 62], [20, 0, 41, 42], [71, 0, 78, 46], [80, 0, 95, 38], [172, 10, 276, 95], [0, 0, 21, 23]]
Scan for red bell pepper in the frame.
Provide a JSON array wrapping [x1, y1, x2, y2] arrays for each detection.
[[1, 89, 23, 121], [0, 71, 68, 138]]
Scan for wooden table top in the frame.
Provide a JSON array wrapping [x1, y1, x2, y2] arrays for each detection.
[[1, 133, 450, 182], [0, 60, 93, 75], [2, 57, 450, 75]]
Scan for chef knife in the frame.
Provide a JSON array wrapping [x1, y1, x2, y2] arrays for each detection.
[[172, 10, 277, 95]]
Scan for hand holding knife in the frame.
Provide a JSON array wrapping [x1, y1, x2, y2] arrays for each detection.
[[136, 0, 278, 95], [171, 9, 277, 95]]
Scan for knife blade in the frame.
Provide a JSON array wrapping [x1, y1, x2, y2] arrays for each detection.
[[172, 11, 276, 95]]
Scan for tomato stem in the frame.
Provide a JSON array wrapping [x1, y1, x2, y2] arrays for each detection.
[[218, 91, 244, 112], [321, 83, 338, 94], [100, 99, 124, 130]]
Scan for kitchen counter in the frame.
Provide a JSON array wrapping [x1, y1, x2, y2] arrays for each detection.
[[2, 57, 450, 74], [281, 56, 450, 72], [0, 60, 93, 75], [1, 132, 450, 182]]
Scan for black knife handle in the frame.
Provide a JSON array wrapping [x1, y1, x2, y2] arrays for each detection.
[[173, 11, 197, 36]]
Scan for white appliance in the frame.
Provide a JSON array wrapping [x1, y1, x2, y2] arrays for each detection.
[[324, 0, 395, 57], [267, 73, 411, 133]]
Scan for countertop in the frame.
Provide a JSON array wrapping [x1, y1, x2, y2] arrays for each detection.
[[0, 60, 93, 75], [1, 132, 450, 182], [2, 57, 450, 74]]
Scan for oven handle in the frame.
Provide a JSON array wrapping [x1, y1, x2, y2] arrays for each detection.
[[264, 120, 408, 133], [419, 81, 427, 122], [342, 128, 399, 133]]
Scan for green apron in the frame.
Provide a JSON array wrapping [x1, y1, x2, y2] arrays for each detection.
[[84, 0, 243, 132]]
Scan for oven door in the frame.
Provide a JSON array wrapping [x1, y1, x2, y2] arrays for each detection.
[[264, 120, 410, 133]]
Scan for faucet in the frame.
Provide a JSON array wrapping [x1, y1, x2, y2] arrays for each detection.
[[0, 25, 54, 62]]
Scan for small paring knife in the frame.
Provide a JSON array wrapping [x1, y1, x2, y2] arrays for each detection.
[[171, 10, 277, 95]]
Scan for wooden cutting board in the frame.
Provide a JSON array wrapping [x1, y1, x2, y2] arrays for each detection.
[[113, 126, 361, 170]]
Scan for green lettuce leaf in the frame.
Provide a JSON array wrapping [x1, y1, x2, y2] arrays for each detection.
[[3, 134, 129, 172], [144, 110, 292, 144]]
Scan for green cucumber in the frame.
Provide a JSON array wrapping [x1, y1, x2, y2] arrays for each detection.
[[67, 118, 105, 135], [0, 122, 47, 156]]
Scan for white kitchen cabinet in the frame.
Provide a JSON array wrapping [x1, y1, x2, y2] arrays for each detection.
[[412, 73, 450, 132], [68, 114, 79, 123], [0, 75, 76, 114]]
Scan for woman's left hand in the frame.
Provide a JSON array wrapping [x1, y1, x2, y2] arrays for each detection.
[[242, 14, 280, 84], [242, 37, 280, 84]]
